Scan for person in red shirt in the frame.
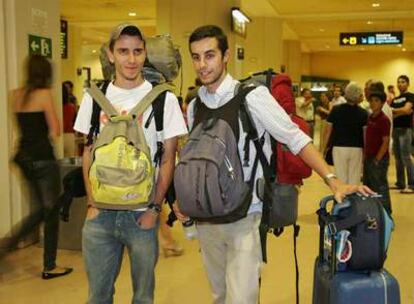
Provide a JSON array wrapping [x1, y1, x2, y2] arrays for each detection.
[[363, 90, 392, 214], [62, 84, 77, 156]]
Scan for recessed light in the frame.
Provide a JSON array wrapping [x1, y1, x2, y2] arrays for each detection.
[[128, 12, 137, 17], [319, 28, 325, 32], [402, 48, 407, 52], [367, 21, 373, 25], [92, 50, 97, 53], [372, 3, 380, 8], [397, 44, 402, 48]]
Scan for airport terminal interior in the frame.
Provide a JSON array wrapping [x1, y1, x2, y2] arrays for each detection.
[[0, 0, 414, 303]]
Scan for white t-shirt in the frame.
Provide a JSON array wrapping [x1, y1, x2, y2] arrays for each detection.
[[295, 96, 315, 121], [74, 80, 188, 165], [331, 96, 347, 107], [187, 74, 312, 214]]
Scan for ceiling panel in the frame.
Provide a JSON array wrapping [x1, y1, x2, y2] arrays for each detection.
[[268, 0, 414, 15], [61, 0, 414, 53], [61, 0, 155, 22]]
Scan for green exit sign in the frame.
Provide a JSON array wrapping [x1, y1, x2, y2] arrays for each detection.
[[28, 34, 52, 58]]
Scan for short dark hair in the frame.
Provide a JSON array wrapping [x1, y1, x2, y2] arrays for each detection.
[[398, 75, 410, 84], [369, 80, 385, 92], [189, 25, 228, 56], [369, 90, 387, 103], [387, 85, 394, 90], [301, 88, 311, 96], [109, 25, 144, 51], [63, 80, 73, 89]]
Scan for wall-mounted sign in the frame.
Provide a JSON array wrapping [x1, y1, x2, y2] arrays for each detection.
[[339, 31, 403, 46], [60, 20, 68, 59], [28, 34, 52, 58], [237, 47, 244, 60]]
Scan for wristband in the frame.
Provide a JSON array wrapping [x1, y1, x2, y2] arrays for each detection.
[[147, 202, 162, 214], [323, 173, 338, 185]]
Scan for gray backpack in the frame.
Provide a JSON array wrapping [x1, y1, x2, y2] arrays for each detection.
[[174, 88, 257, 223]]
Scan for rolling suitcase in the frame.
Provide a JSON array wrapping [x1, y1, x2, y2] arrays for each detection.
[[312, 195, 400, 304]]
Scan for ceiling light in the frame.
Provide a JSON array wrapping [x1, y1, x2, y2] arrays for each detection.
[[325, 45, 330, 49], [367, 21, 373, 25], [92, 50, 97, 53], [319, 28, 325, 32], [402, 48, 407, 52], [372, 3, 380, 7], [128, 12, 137, 17], [397, 44, 402, 47], [231, 8, 251, 23]]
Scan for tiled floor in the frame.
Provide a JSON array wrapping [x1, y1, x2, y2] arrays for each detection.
[[0, 159, 413, 303]]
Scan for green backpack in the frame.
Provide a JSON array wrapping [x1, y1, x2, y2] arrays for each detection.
[[86, 82, 173, 210]]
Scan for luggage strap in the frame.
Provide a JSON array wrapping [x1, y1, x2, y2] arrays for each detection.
[[325, 214, 367, 235]]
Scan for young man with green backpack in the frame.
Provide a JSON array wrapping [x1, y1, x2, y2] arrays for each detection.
[[173, 25, 373, 304], [74, 24, 187, 304]]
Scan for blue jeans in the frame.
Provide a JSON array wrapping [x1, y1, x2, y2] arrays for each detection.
[[392, 128, 414, 189], [82, 210, 159, 304], [363, 156, 392, 214]]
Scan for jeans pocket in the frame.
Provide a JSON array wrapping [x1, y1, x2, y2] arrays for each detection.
[[85, 207, 101, 222], [130, 211, 158, 231]]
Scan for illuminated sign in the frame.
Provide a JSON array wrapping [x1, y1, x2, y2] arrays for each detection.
[[29, 34, 52, 58], [340, 31, 403, 46], [61, 20, 68, 58]]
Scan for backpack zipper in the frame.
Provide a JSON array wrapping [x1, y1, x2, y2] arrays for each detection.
[[214, 135, 236, 180]]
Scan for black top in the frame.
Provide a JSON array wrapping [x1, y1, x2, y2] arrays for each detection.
[[193, 92, 243, 141], [327, 103, 368, 148], [16, 112, 55, 161], [391, 92, 414, 128]]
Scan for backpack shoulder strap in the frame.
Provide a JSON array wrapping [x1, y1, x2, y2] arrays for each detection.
[[144, 90, 167, 133], [129, 83, 174, 118], [87, 82, 118, 117], [87, 81, 110, 146], [144, 89, 168, 166]]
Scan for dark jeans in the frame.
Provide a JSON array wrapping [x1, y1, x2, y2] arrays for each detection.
[[363, 156, 392, 215], [16, 159, 61, 271], [392, 127, 414, 189]]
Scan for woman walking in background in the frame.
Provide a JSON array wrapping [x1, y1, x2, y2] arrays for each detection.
[[12, 55, 72, 279]]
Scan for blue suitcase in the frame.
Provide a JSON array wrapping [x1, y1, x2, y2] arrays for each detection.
[[313, 258, 400, 304], [312, 195, 400, 304]]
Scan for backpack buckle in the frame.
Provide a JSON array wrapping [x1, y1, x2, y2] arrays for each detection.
[[366, 215, 378, 230]]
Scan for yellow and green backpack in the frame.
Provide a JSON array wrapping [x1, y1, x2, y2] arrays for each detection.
[[86, 82, 172, 210]]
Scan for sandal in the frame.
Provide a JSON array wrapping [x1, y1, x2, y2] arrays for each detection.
[[162, 242, 184, 258], [400, 188, 414, 194]]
